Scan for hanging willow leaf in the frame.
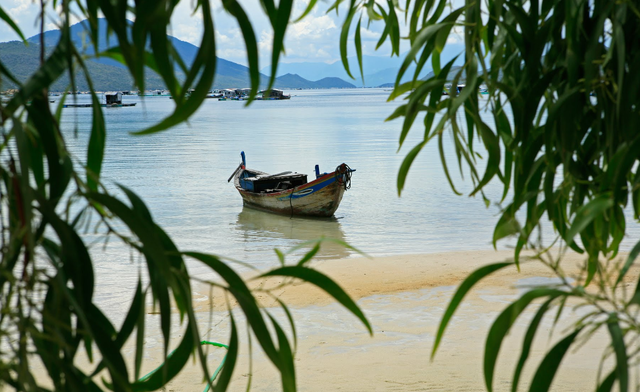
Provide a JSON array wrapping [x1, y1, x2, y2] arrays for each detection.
[[339, 3, 357, 80], [511, 297, 556, 392], [260, 266, 372, 335], [355, 17, 364, 85], [528, 328, 583, 392], [484, 289, 568, 391], [432, 261, 513, 359], [0, 6, 26, 41], [211, 314, 238, 392], [563, 195, 614, 248], [607, 314, 628, 392], [184, 252, 283, 372], [223, 0, 260, 101]]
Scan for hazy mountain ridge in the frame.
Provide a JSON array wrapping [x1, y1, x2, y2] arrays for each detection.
[[1, 19, 353, 91], [263, 45, 466, 87], [274, 74, 355, 89]]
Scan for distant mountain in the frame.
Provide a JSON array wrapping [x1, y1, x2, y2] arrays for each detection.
[[1, 19, 350, 91], [0, 40, 164, 91], [274, 74, 355, 89], [263, 45, 466, 87], [262, 54, 403, 82], [312, 77, 355, 88], [424, 66, 466, 80]]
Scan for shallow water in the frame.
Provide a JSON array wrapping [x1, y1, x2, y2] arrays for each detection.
[[56, 88, 639, 314], [60, 89, 505, 262]]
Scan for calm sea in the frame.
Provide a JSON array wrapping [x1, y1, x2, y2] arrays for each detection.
[[56, 89, 639, 313]]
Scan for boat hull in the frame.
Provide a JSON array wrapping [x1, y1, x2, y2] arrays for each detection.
[[236, 172, 345, 217]]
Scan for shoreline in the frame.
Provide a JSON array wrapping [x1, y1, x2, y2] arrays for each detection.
[[33, 249, 638, 391], [180, 249, 634, 391], [192, 249, 622, 311]]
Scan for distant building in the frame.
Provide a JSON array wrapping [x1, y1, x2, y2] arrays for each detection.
[[262, 89, 290, 100], [222, 89, 238, 98], [105, 92, 122, 105]]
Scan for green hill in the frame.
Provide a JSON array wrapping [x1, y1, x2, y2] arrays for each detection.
[[0, 19, 355, 92]]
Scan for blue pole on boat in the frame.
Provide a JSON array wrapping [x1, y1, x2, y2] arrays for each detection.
[[241, 151, 246, 167], [315, 164, 320, 178]]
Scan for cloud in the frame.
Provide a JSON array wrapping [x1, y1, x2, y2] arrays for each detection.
[[447, 26, 464, 44], [0, 0, 458, 66], [7, 0, 30, 18]]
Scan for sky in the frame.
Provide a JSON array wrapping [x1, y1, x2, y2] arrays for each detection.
[[0, 0, 465, 69], [0, 0, 424, 68]]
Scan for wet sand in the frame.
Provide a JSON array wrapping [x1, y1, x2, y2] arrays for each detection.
[[31, 249, 638, 391], [161, 249, 635, 391]]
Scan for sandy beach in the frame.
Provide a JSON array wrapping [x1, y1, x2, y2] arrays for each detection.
[[29, 249, 637, 391], [147, 249, 636, 392]]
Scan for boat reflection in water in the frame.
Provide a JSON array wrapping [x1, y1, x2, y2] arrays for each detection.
[[235, 207, 350, 261]]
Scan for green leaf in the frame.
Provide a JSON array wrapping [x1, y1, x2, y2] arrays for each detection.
[[512, 297, 555, 392], [616, 239, 640, 289], [135, 287, 146, 380], [87, 92, 106, 191], [339, 5, 357, 80], [265, 0, 293, 93], [293, 0, 318, 22], [260, 266, 372, 335], [484, 289, 567, 391], [493, 210, 520, 248], [275, 248, 286, 266], [0, 5, 26, 41], [397, 140, 427, 196], [223, 0, 260, 101], [273, 297, 298, 353], [133, 325, 196, 390], [596, 370, 617, 392], [92, 280, 144, 377], [528, 328, 583, 392], [563, 194, 613, 247], [212, 315, 238, 392], [184, 252, 282, 370], [297, 242, 320, 266], [355, 17, 364, 85], [607, 314, 628, 392], [432, 261, 514, 359], [268, 313, 296, 391]]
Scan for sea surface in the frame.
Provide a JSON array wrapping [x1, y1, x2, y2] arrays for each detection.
[[55, 88, 639, 314]]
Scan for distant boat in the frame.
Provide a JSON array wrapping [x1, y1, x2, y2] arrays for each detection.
[[229, 152, 354, 217]]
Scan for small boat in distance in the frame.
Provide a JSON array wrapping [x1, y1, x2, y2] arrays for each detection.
[[229, 152, 354, 217]]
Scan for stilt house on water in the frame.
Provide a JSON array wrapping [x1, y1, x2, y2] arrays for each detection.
[[104, 92, 136, 107], [262, 89, 291, 100], [63, 92, 136, 108]]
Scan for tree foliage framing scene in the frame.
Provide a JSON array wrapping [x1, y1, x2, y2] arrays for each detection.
[[0, 0, 639, 391]]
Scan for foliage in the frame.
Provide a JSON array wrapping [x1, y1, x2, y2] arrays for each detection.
[[333, 0, 640, 390], [2, 0, 638, 389], [0, 1, 371, 391]]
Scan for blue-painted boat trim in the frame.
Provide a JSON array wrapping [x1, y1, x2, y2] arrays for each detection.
[[276, 174, 337, 201]]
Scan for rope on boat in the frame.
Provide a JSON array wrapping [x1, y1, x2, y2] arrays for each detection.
[[138, 340, 229, 391], [335, 163, 353, 191]]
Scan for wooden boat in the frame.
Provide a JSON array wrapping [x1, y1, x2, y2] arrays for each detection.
[[229, 152, 354, 217]]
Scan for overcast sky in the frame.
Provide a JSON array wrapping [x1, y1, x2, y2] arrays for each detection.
[[0, 0, 427, 67]]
